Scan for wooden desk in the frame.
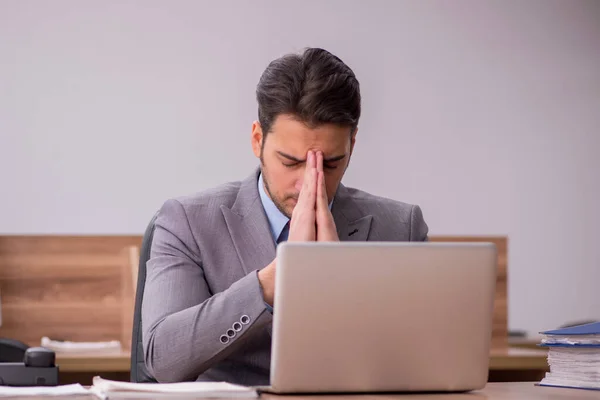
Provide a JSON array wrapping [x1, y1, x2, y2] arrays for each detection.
[[509, 336, 543, 350], [489, 348, 547, 370], [262, 383, 600, 399], [57, 352, 130, 373], [56, 352, 131, 385], [55, 348, 549, 385], [7, 383, 600, 400], [56, 348, 548, 373]]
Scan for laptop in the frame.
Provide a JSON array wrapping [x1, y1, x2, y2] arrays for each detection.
[[264, 242, 497, 394]]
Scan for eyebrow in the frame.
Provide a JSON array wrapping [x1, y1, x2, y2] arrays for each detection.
[[277, 151, 346, 163]]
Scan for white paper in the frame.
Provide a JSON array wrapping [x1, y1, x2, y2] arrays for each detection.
[[539, 346, 600, 390], [0, 384, 92, 397], [542, 334, 600, 345], [540, 376, 600, 390], [41, 337, 122, 353], [91, 377, 258, 398]]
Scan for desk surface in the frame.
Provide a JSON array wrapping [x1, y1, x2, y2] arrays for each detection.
[[488, 348, 548, 370], [55, 348, 549, 373], [262, 383, 600, 399], [508, 336, 543, 350], [57, 352, 130, 372], [8, 383, 600, 400]]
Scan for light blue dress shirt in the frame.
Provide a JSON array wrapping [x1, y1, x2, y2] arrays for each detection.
[[258, 173, 290, 244], [258, 173, 288, 314]]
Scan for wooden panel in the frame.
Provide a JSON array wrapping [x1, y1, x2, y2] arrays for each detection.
[[1, 277, 121, 304], [1, 304, 122, 345], [430, 236, 508, 349], [0, 254, 124, 278], [0, 236, 141, 348], [0, 235, 508, 361], [120, 246, 139, 350], [0, 236, 141, 254]]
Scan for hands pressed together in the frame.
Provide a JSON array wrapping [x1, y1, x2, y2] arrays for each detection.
[[259, 150, 338, 305], [287, 150, 338, 242]]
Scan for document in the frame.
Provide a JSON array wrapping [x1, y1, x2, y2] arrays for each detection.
[[91, 377, 258, 398], [538, 322, 600, 391], [0, 384, 90, 397]]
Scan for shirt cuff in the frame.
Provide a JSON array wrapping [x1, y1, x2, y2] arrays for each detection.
[[264, 302, 274, 314]]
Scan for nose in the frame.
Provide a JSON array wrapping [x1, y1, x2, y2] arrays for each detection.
[[294, 177, 303, 192], [293, 165, 306, 192]]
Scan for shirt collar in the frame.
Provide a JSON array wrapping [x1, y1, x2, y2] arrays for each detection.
[[258, 173, 290, 243]]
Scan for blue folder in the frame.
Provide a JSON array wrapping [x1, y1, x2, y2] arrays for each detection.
[[541, 321, 600, 335], [541, 343, 600, 348], [537, 383, 600, 391], [538, 322, 600, 348], [537, 322, 600, 391]]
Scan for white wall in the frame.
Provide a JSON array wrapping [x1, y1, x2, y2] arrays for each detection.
[[1, 0, 599, 335]]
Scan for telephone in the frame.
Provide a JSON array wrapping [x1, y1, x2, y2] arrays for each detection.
[[0, 346, 58, 386], [0, 338, 29, 362]]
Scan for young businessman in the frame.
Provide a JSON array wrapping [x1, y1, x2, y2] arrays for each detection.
[[142, 48, 429, 384]]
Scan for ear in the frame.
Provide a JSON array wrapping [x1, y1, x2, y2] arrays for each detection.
[[349, 127, 358, 154], [251, 121, 263, 158]]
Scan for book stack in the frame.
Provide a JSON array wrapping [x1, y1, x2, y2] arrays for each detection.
[[538, 321, 600, 390]]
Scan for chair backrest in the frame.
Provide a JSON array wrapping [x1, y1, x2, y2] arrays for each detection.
[[130, 212, 159, 383]]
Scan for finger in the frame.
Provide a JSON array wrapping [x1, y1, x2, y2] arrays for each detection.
[[307, 149, 316, 169], [306, 168, 318, 207], [297, 151, 314, 205], [303, 151, 315, 190], [316, 171, 328, 212], [316, 151, 323, 174], [316, 171, 324, 212], [304, 151, 317, 204]]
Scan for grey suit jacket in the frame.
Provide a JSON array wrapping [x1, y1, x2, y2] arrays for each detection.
[[142, 168, 428, 384]]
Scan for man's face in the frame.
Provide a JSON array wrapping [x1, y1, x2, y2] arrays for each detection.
[[251, 114, 356, 218]]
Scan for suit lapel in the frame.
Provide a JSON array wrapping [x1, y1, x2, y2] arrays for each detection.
[[332, 183, 373, 242], [222, 175, 373, 276], [222, 169, 276, 276]]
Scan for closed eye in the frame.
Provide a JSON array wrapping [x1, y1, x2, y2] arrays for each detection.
[[284, 162, 337, 170], [284, 162, 337, 169]]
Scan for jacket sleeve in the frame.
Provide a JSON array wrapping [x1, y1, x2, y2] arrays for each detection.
[[142, 199, 272, 382], [409, 204, 429, 242]]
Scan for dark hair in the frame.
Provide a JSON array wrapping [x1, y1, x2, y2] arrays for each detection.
[[256, 47, 361, 141]]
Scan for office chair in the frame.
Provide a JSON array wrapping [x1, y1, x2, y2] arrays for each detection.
[[130, 212, 159, 383]]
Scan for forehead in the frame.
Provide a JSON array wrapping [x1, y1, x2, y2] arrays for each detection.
[[266, 114, 351, 155]]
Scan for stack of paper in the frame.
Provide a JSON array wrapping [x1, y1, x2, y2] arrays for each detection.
[[539, 321, 600, 390], [41, 337, 122, 354], [0, 378, 258, 399], [91, 377, 258, 398], [0, 384, 91, 397]]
